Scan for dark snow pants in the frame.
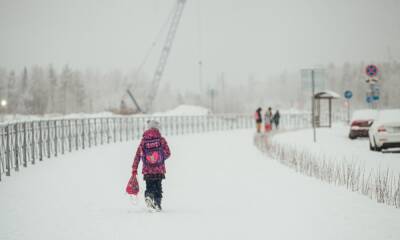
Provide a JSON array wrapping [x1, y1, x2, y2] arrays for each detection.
[[144, 174, 164, 205]]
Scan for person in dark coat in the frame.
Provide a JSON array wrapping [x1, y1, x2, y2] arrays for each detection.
[[254, 107, 262, 133], [273, 110, 281, 129]]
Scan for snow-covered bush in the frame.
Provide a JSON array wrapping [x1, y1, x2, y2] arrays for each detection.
[[254, 133, 400, 208]]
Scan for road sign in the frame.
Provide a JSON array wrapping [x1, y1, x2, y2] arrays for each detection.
[[344, 90, 353, 99], [366, 65, 378, 77], [371, 84, 380, 98], [366, 96, 373, 103]]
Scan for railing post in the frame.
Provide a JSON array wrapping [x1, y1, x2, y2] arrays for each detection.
[[31, 122, 35, 165], [107, 118, 111, 144], [6, 125, 11, 176], [162, 117, 167, 136], [81, 119, 85, 150], [113, 118, 117, 143], [88, 119, 92, 148], [39, 121, 43, 161], [0, 129, 2, 181], [169, 116, 173, 136], [101, 118, 104, 145], [134, 117, 139, 137], [61, 120, 65, 155], [68, 120, 72, 152], [54, 121, 58, 157], [120, 118, 123, 142], [47, 121, 51, 158], [75, 119, 79, 151], [94, 119, 98, 146], [131, 118, 134, 140], [180, 116, 184, 135], [23, 122, 27, 167], [14, 124, 20, 172]]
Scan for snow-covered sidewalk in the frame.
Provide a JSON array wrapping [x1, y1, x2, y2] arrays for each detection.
[[271, 123, 400, 174], [1, 130, 399, 240]]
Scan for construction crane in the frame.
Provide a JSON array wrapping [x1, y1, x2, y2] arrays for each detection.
[[127, 0, 187, 113]]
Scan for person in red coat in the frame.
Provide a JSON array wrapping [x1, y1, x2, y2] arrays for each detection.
[[131, 120, 171, 211]]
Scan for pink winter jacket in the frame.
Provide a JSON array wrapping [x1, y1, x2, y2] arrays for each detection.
[[132, 128, 171, 175]]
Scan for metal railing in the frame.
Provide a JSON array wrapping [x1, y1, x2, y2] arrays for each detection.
[[0, 114, 255, 181], [0, 112, 334, 181]]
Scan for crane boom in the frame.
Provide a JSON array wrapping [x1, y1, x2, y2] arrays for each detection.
[[144, 0, 187, 112], [126, 89, 143, 113]]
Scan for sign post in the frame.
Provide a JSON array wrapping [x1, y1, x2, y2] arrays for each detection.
[[365, 64, 380, 109], [301, 68, 326, 143], [344, 90, 353, 124], [311, 70, 316, 143]]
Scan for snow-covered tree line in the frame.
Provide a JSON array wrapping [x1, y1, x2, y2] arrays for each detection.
[[0, 61, 398, 115], [0, 65, 151, 115], [0, 64, 295, 115], [0, 65, 88, 114]]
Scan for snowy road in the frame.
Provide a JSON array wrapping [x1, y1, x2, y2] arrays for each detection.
[[1, 130, 400, 240]]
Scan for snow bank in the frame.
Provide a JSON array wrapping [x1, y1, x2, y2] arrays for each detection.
[[153, 105, 210, 116], [271, 123, 400, 174], [1, 130, 400, 240]]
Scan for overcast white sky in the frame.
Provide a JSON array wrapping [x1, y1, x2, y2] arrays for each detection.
[[0, 0, 399, 90]]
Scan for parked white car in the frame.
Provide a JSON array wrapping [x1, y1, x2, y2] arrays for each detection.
[[369, 109, 400, 151]]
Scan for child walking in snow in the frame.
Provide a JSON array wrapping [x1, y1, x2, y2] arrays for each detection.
[[127, 120, 171, 211]]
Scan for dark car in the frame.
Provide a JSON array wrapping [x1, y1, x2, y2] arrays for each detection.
[[348, 110, 378, 140]]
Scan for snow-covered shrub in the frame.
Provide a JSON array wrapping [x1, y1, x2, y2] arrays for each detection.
[[254, 133, 400, 209]]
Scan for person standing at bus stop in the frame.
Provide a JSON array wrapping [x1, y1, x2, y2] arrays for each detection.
[[273, 110, 281, 129], [264, 107, 273, 132], [254, 107, 262, 133]]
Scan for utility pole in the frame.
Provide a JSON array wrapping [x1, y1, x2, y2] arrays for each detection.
[[311, 70, 316, 143], [198, 61, 203, 92]]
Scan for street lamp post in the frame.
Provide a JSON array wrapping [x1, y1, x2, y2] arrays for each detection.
[[1, 99, 7, 122]]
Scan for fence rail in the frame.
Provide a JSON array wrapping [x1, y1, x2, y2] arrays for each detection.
[[0, 114, 256, 181], [0, 112, 330, 182]]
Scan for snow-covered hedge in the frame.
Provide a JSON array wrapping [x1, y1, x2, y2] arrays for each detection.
[[254, 133, 400, 208]]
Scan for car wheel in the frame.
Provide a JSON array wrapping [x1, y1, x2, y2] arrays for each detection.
[[349, 133, 356, 140], [369, 139, 375, 151], [374, 138, 382, 152]]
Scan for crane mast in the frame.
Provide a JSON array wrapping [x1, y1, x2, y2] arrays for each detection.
[[127, 0, 187, 113]]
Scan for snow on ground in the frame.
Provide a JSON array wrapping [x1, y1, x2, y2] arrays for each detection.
[[271, 123, 400, 174], [1, 130, 400, 240]]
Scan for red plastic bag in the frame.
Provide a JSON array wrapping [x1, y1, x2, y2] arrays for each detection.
[[126, 175, 139, 195]]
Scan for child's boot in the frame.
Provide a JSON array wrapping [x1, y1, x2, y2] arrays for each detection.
[[155, 198, 162, 211], [145, 194, 157, 211]]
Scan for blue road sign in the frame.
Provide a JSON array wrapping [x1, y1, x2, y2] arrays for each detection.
[[344, 90, 353, 99], [366, 96, 373, 103]]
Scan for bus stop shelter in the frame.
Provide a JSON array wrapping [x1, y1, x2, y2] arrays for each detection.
[[313, 90, 340, 128]]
